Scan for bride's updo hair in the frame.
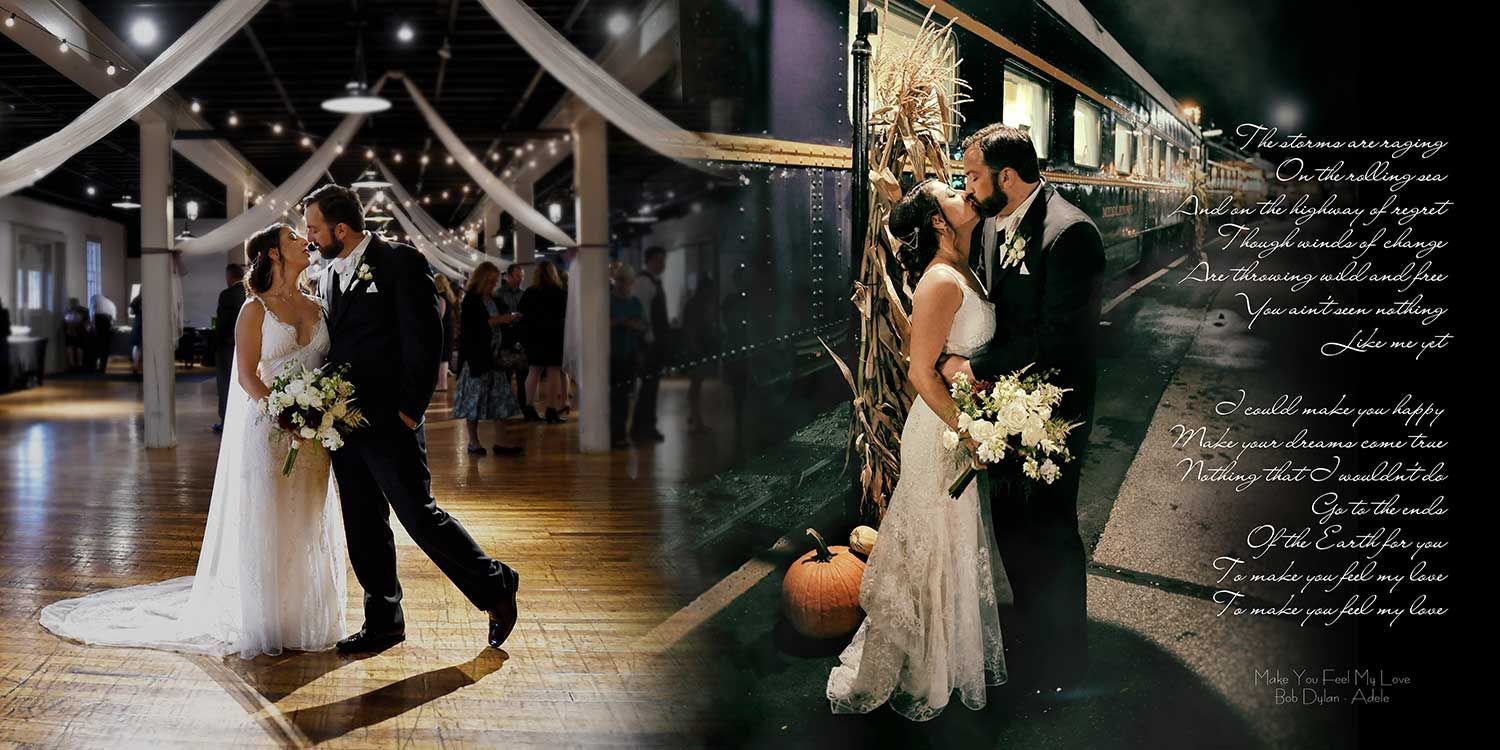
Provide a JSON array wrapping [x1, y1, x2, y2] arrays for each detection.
[[888, 179, 945, 284], [245, 223, 289, 295]]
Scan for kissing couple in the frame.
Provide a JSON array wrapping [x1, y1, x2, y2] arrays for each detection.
[[42, 185, 519, 659], [827, 123, 1106, 720]]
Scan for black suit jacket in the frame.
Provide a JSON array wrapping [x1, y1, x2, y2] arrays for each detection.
[[967, 182, 1106, 444], [321, 236, 442, 427], [457, 291, 497, 376], [214, 282, 246, 355]]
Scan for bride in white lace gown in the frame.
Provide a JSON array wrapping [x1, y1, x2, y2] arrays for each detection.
[[827, 179, 1007, 720], [40, 224, 347, 659]]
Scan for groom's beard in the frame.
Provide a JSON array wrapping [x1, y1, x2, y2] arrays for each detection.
[[970, 184, 1008, 218], [315, 237, 344, 260]]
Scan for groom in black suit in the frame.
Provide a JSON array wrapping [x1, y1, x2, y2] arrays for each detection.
[[939, 124, 1105, 692], [304, 184, 520, 653]]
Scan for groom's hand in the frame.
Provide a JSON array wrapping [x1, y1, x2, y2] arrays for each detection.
[[399, 412, 419, 429], [939, 354, 973, 386]]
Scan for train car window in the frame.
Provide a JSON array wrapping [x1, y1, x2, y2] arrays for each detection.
[[1113, 121, 1133, 174], [1135, 128, 1149, 177], [1152, 137, 1164, 179], [856, 1, 960, 141], [1165, 146, 1176, 180], [1003, 66, 1051, 159], [1073, 98, 1103, 168]]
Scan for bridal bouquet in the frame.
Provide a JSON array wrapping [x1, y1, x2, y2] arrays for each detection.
[[262, 362, 367, 476], [943, 368, 1082, 498]]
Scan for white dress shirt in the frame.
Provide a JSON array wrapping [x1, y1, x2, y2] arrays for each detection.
[[330, 233, 373, 293], [981, 178, 1045, 288]]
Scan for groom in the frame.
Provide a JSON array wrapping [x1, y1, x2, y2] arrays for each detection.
[[305, 184, 520, 653], [939, 124, 1105, 691]]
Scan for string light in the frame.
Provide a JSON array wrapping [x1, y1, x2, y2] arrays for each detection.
[[420, 153, 430, 165], [393, 151, 403, 163], [272, 123, 284, 135], [227, 112, 238, 126], [189, 100, 201, 113], [105, 63, 116, 76], [300, 135, 312, 147], [5, 14, 15, 28], [365, 148, 375, 160], [58, 38, 68, 53], [445, 154, 454, 166]]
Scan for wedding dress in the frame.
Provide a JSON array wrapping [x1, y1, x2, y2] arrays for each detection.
[[40, 295, 347, 659], [826, 264, 1007, 721]]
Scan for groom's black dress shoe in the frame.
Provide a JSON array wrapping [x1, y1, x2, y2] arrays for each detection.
[[335, 628, 406, 654], [486, 569, 521, 649]]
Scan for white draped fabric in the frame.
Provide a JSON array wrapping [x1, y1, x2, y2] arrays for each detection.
[[387, 201, 476, 278], [397, 77, 577, 248], [0, 0, 269, 197], [475, 0, 705, 164], [174, 78, 388, 256], [374, 159, 495, 263]]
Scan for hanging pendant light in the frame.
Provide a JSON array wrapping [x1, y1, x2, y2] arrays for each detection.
[[350, 169, 391, 190], [321, 19, 390, 114], [112, 195, 141, 209], [323, 81, 390, 114]]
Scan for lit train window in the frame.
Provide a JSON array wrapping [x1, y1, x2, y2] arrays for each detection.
[[1152, 137, 1164, 179], [1003, 66, 1050, 159], [1165, 146, 1176, 180], [1135, 129, 1148, 176], [1073, 98, 1102, 168], [1113, 121, 1133, 174]]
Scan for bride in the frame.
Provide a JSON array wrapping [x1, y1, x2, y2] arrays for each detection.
[[40, 223, 347, 659], [826, 179, 1007, 720]]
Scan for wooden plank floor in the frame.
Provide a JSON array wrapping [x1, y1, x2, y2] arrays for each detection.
[[0, 372, 728, 748]]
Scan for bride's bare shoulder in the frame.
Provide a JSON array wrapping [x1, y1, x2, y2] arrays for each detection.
[[912, 264, 965, 301]]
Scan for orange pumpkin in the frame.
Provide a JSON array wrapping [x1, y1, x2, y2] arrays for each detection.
[[781, 528, 866, 639]]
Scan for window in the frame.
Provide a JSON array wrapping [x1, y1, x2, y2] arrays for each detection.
[[1152, 137, 1164, 179], [1003, 66, 1051, 159], [858, 2, 959, 143], [86, 239, 103, 303], [1113, 122, 1133, 174], [1165, 146, 1176, 180], [1073, 98, 1102, 168], [27, 270, 43, 310]]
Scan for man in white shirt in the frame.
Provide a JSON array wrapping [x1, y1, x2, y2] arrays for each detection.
[[89, 293, 118, 373]]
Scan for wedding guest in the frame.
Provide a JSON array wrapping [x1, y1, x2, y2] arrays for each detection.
[[434, 274, 460, 392], [128, 293, 143, 377], [212, 264, 247, 432], [610, 263, 647, 449], [682, 274, 721, 434], [90, 292, 117, 372], [519, 260, 568, 423], [62, 297, 91, 371], [495, 263, 530, 418], [630, 247, 670, 442], [0, 297, 11, 392], [452, 261, 523, 456]]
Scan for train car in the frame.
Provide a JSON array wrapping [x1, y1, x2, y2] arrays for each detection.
[[629, 0, 1212, 447]]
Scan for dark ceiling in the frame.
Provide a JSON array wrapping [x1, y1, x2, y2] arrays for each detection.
[[1, 0, 695, 253]]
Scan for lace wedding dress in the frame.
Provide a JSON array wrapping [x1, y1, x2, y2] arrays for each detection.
[[827, 264, 1008, 720], [40, 295, 347, 659]]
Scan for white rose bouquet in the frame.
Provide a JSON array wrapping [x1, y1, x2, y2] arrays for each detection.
[[262, 362, 367, 476], [944, 367, 1082, 498]]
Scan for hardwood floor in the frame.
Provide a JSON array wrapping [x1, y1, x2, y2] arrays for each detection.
[[0, 374, 723, 747]]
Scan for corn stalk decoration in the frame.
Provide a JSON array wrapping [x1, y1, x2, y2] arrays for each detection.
[[823, 7, 968, 518]]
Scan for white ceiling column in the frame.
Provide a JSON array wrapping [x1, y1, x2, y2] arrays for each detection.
[[571, 109, 609, 454], [140, 114, 177, 448]]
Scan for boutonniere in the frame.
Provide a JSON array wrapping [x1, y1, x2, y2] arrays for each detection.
[[355, 260, 374, 283], [999, 232, 1028, 270]]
